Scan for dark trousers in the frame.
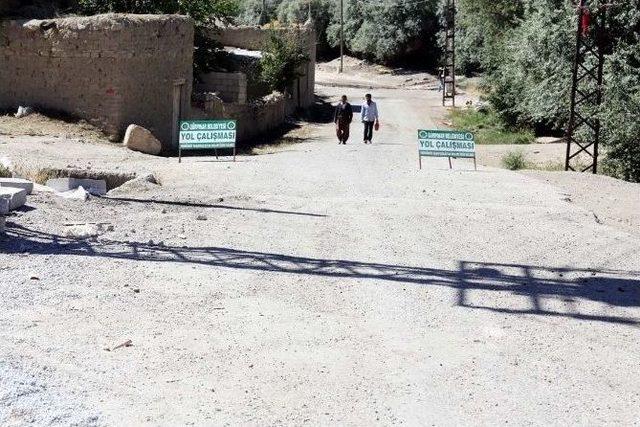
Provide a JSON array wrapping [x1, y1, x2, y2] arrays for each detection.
[[336, 120, 350, 142], [363, 120, 374, 142]]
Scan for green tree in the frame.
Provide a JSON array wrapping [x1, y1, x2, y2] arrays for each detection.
[[326, 0, 439, 65], [260, 30, 310, 92], [277, 0, 334, 57]]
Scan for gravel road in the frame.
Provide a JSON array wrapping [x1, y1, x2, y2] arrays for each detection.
[[1, 73, 639, 426]]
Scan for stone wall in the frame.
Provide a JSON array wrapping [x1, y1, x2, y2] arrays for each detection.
[[196, 72, 247, 104], [213, 25, 316, 110], [191, 92, 286, 144], [0, 14, 194, 151]]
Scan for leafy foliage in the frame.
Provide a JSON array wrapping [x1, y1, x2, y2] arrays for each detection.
[[326, 0, 439, 64], [501, 150, 528, 170], [260, 31, 310, 92], [277, 0, 334, 57], [0, 163, 11, 178], [454, 0, 640, 181], [238, 0, 440, 65]]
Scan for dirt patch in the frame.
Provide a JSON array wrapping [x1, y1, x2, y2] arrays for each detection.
[[0, 113, 111, 142], [524, 170, 640, 236]]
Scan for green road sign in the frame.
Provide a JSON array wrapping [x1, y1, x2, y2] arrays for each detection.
[[179, 120, 237, 150], [418, 129, 475, 158], [417, 129, 476, 170]]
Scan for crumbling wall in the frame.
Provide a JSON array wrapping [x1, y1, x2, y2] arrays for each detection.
[[0, 14, 194, 151], [213, 25, 316, 110], [197, 72, 247, 104], [224, 92, 286, 143], [191, 92, 286, 144]]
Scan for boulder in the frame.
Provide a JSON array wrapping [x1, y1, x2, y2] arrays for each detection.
[[0, 178, 34, 195], [123, 125, 162, 155]]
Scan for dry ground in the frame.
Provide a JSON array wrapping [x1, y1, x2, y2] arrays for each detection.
[[0, 65, 639, 426]]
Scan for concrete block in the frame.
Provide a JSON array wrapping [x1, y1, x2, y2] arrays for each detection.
[[0, 187, 27, 210], [0, 177, 34, 194], [0, 197, 9, 215], [46, 178, 107, 196]]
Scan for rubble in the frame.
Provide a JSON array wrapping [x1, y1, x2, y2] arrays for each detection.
[[46, 178, 107, 196], [123, 125, 162, 155], [106, 173, 159, 196], [59, 186, 91, 201], [15, 106, 34, 118]]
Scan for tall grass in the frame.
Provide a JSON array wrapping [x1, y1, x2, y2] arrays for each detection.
[[448, 108, 535, 145]]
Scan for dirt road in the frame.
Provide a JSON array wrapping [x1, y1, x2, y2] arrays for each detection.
[[1, 72, 639, 426]]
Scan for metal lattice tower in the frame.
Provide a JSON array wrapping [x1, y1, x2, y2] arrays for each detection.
[[565, 0, 608, 173], [442, 0, 456, 107]]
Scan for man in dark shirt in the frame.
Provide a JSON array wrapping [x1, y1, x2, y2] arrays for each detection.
[[334, 95, 353, 144]]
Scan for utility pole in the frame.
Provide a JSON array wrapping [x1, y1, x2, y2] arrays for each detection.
[[259, 0, 267, 25], [339, 0, 344, 73], [442, 0, 456, 106], [565, 0, 608, 173]]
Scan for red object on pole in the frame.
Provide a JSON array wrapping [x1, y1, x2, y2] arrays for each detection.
[[581, 8, 591, 37]]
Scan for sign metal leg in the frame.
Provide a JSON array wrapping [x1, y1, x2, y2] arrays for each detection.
[[448, 157, 452, 169]]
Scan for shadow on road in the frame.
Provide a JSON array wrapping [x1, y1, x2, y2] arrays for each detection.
[[4, 224, 639, 325]]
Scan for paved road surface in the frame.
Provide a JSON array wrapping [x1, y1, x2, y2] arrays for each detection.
[[1, 80, 639, 426]]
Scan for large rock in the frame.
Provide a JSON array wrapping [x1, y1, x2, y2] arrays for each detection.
[[0, 178, 34, 195], [123, 125, 162, 155], [0, 187, 27, 211]]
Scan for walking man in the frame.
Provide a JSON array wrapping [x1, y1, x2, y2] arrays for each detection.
[[361, 93, 379, 144], [334, 95, 353, 144]]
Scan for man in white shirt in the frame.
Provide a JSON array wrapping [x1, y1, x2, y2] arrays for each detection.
[[361, 93, 379, 144]]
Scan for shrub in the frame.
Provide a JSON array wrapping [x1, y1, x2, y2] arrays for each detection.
[[501, 150, 528, 170], [0, 164, 11, 178], [260, 31, 309, 93]]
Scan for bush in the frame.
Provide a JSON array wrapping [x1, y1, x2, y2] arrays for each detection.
[[260, 31, 309, 93], [448, 108, 534, 145], [501, 150, 528, 170], [0, 164, 11, 178]]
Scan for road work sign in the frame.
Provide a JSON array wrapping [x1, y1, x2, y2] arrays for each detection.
[[418, 129, 476, 170], [178, 120, 237, 162]]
